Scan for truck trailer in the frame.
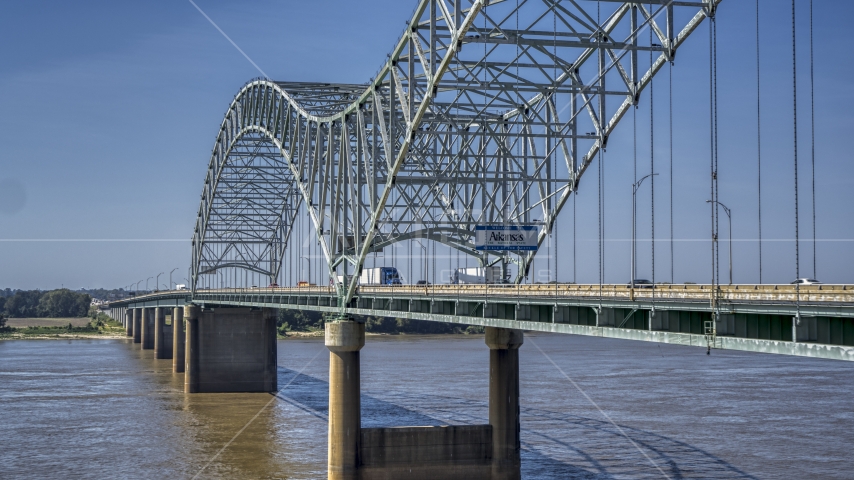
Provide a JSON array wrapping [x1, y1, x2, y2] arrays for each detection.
[[452, 266, 502, 284], [360, 267, 402, 285]]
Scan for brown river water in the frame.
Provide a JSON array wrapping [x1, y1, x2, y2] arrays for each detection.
[[1, 334, 852, 479]]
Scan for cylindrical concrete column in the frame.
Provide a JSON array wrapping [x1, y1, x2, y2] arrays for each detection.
[[154, 307, 167, 359], [184, 305, 200, 393], [172, 307, 185, 373], [141, 308, 154, 350], [486, 327, 523, 480], [132, 309, 142, 344], [125, 310, 133, 337], [326, 320, 365, 480]]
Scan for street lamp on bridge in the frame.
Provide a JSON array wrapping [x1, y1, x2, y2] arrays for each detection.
[[155, 272, 164, 292], [414, 239, 428, 284], [145, 277, 153, 292], [299, 256, 311, 285], [169, 268, 178, 290], [632, 173, 658, 289], [706, 200, 733, 285]]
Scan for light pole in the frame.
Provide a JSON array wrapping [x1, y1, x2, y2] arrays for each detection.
[[706, 200, 732, 285], [414, 239, 428, 283], [136, 280, 143, 292], [300, 256, 311, 285], [155, 272, 164, 292], [169, 268, 178, 290], [145, 277, 153, 292], [632, 173, 658, 289]]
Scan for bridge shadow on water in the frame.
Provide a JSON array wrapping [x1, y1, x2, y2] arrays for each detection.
[[274, 367, 756, 479]]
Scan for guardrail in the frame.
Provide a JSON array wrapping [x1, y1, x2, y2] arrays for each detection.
[[122, 284, 854, 305]]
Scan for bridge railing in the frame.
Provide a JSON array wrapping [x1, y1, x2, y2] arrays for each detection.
[[356, 284, 854, 304], [116, 284, 854, 305]]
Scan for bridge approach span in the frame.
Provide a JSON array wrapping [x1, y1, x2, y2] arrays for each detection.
[[110, 284, 854, 362]]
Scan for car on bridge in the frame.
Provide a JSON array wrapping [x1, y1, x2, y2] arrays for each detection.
[[628, 279, 654, 288], [791, 278, 822, 285]]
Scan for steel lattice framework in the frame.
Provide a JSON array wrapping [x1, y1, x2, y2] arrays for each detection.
[[191, 0, 722, 304]]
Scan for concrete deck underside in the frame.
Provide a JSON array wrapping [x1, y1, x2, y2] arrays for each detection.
[[199, 301, 854, 361], [112, 285, 854, 362]]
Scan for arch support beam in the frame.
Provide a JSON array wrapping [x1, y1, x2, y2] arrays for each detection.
[[189, 0, 722, 302]]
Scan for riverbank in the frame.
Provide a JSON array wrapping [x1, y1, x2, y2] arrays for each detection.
[[0, 331, 129, 341], [279, 330, 324, 339], [4, 317, 92, 328], [0, 317, 127, 340]]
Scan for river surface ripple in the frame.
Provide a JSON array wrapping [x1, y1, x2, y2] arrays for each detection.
[[1, 334, 852, 479]]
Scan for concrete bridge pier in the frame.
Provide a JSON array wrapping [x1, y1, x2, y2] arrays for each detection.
[[172, 307, 185, 372], [323, 322, 521, 480], [184, 306, 199, 392], [125, 310, 133, 337], [325, 320, 364, 480], [184, 307, 277, 393], [486, 327, 523, 480], [141, 308, 154, 350], [154, 307, 173, 360], [132, 309, 142, 344]]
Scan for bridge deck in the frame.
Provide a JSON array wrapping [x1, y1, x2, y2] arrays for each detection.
[[109, 284, 854, 362], [359, 283, 854, 304], [177, 283, 854, 300]]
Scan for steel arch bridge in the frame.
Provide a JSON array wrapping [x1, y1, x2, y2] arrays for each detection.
[[190, 0, 721, 305]]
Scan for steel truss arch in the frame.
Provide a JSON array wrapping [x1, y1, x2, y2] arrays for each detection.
[[191, 0, 722, 304]]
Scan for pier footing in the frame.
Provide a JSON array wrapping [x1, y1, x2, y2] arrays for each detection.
[[184, 307, 277, 393], [141, 308, 154, 350], [324, 323, 522, 480], [132, 309, 142, 344], [153, 307, 173, 359], [359, 425, 493, 479]]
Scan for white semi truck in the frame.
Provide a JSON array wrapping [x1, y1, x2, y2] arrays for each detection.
[[335, 267, 402, 286], [360, 267, 402, 285], [452, 266, 502, 284]]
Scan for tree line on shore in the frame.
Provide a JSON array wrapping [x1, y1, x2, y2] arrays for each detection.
[[0, 288, 482, 333], [276, 309, 483, 336], [0, 289, 91, 318]]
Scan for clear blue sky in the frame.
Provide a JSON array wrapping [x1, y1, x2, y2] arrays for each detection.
[[0, 0, 851, 290]]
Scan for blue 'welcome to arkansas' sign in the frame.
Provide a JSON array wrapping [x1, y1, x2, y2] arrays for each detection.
[[474, 225, 539, 251]]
